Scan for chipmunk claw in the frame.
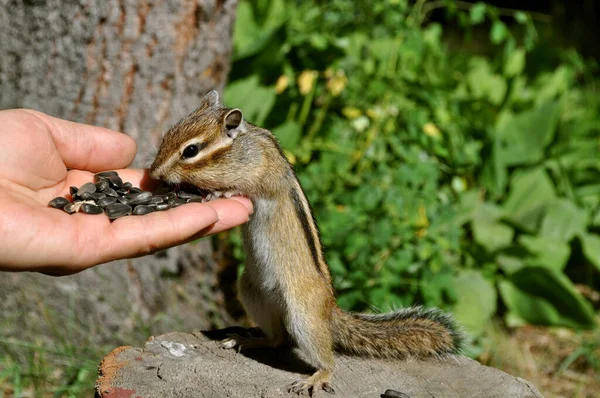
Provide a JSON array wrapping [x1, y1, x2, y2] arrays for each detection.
[[287, 380, 335, 396]]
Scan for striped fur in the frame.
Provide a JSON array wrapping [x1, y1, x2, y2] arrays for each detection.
[[150, 91, 464, 395]]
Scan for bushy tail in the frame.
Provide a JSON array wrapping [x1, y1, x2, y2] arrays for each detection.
[[331, 306, 464, 359]]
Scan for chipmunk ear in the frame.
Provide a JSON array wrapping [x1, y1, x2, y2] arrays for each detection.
[[224, 109, 245, 139], [199, 90, 220, 110]]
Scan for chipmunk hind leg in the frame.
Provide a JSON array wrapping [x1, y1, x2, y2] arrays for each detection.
[[221, 273, 288, 351], [286, 301, 336, 396]]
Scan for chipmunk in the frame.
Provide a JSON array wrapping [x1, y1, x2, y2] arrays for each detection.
[[150, 91, 464, 396]]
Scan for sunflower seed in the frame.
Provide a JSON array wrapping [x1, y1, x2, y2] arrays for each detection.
[[109, 175, 124, 188], [98, 197, 118, 207], [48, 197, 70, 209], [95, 180, 109, 192], [78, 182, 96, 196], [64, 201, 83, 214], [105, 203, 132, 219], [103, 188, 118, 197], [69, 186, 78, 196], [156, 203, 170, 211], [150, 196, 164, 204], [133, 205, 155, 215], [127, 191, 153, 205], [81, 203, 104, 214], [168, 198, 186, 208]]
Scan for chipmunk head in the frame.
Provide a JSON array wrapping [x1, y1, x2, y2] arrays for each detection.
[[150, 90, 257, 192]]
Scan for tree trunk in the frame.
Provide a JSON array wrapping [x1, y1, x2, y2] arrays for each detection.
[[0, 0, 238, 349]]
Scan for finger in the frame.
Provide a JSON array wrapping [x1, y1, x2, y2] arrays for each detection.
[[193, 198, 253, 236], [24, 110, 137, 171]]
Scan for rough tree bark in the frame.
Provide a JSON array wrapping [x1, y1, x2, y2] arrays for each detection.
[[0, 0, 238, 347]]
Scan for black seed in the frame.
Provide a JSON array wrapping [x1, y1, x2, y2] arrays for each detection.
[[95, 171, 118, 178], [69, 186, 78, 196], [103, 188, 118, 197], [116, 189, 128, 195], [117, 196, 129, 204], [150, 196, 164, 204], [90, 192, 106, 201], [95, 180, 109, 191], [156, 203, 170, 211], [178, 191, 200, 200], [48, 197, 70, 209], [78, 182, 96, 196], [64, 202, 81, 214], [105, 203, 132, 219], [108, 175, 123, 188], [98, 197, 117, 208], [168, 198, 186, 208], [78, 192, 94, 200], [154, 194, 170, 201], [133, 205, 155, 215], [187, 197, 205, 203], [166, 191, 178, 200], [81, 203, 104, 214], [129, 187, 143, 194], [127, 191, 153, 205], [123, 182, 133, 190]]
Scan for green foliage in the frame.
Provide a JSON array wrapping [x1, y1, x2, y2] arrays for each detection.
[[227, 0, 599, 336]]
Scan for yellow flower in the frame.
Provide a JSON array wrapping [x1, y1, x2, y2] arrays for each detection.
[[423, 122, 441, 138], [415, 205, 429, 228], [275, 75, 289, 94], [326, 69, 347, 97], [342, 106, 362, 120], [297, 70, 318, 95]]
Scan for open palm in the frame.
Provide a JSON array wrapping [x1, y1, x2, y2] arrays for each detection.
[[0, 110, 252, 275]]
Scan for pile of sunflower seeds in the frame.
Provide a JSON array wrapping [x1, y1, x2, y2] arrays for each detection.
[[48, 171, 205, 220]]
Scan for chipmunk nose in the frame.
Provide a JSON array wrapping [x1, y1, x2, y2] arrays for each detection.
[[149, 163, 162, 180]]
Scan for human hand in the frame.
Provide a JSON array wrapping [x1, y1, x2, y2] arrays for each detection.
[[0, 110, 253, 275]]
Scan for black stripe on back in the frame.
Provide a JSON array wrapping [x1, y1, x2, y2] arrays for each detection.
[[290, 186, 325, 278]]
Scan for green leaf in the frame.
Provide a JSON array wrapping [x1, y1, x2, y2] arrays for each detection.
[[490, 20, 508, 44], [580, 233, 600, 273], [273, 121, 302, 150], [469, 3, 487, 24], [451, 270, 497, 335], [232, 0, 287, 60], [539, 199, 588, 242], [504, 48, 526, 77], [499, 280, 564, 327], [224, 75, 275, 125], [518, 235, 570, 271], [467, 59, 507, 105], [471, 203, 514, 252], [509, 266, 596, 329], [495, 101, 560, 166], [514, 11, 528, 24], [503, 167, 556, 232]]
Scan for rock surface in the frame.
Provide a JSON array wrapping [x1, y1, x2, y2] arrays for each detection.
[[96, 330, 545, 398]]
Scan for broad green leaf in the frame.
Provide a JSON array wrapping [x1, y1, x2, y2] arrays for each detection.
[[467, 59, 506, 105], [273, 121, 301, 150], [514, 11, 528, 23], [224, 75, 275, 125], [471, 203, 514, 252], [499, 280, 563, 327], [580, 233, 600, 272], [452, 270, 497, 335], [490, 20, 508, 44], [469, 3, 487, 24], [504, 48, 526, 77], [509, 266, 596, 329], [496, 254, 524, 274], [496, 101, 559, 166], [233, 0, 287, 60], [503, 167, 556, 232], [518, 235, 570, 271], [539, 199, 588, 242]]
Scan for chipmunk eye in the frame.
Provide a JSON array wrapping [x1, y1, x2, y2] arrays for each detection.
[[182, 144, 200, 159]]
